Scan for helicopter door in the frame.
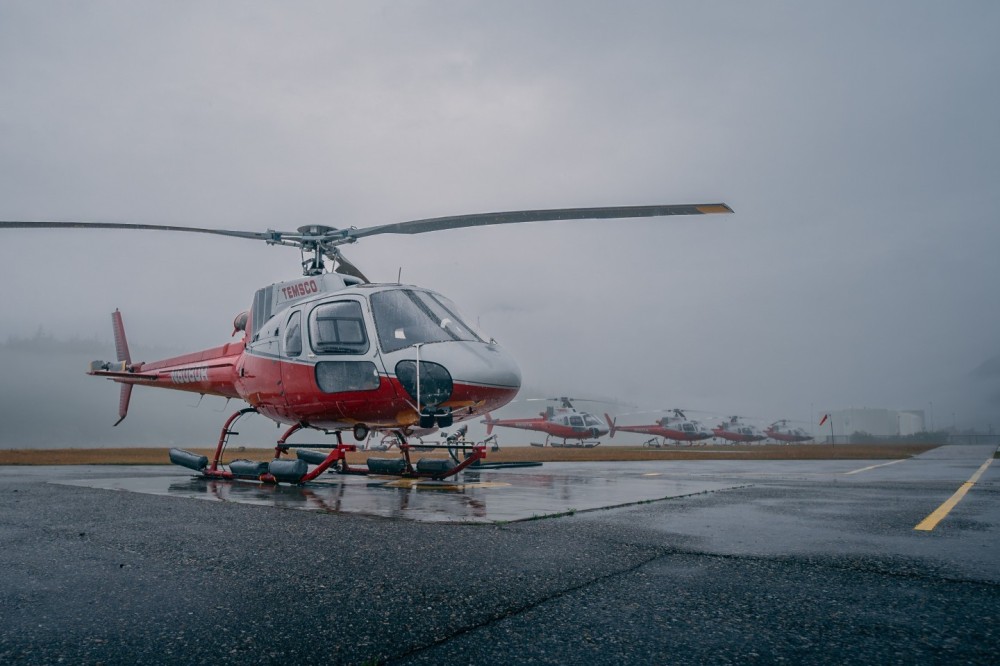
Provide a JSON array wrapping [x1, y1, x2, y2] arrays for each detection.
[[259, 309, 304, 420], [290, 299, 386, 416]]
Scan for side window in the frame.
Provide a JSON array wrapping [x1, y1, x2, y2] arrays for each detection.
[[310, 301, 369, 355], [315, 361, 380, 393], [283, 310, 302, 357]]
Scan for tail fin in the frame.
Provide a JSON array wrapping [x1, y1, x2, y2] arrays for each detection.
[[604, 413, 617, 437], [482, 413, 495, 435], [112, 309, 131, 366], [111, 310, 132, 426]]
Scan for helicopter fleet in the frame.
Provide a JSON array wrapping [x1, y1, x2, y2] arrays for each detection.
[[4, 202, 785, 483], [483, 406, 814, 448]]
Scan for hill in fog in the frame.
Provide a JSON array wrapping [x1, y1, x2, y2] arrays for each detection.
[[0, 334, 277, 449]]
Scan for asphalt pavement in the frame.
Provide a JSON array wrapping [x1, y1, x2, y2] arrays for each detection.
[[0, 444, 996, 664]]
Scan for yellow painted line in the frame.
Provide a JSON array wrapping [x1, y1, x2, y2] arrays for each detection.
[[843, 459, 907, 475], [641, 472, 663, 477], [915, 457, 994, 531]]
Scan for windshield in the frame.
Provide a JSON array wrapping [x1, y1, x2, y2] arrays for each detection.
[[371, 289, 483, 354]]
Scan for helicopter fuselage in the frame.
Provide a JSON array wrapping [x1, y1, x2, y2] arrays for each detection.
[[90, 279, 521, 434], [483, 409, 608, 440], [764, 424, 813, 442], [611, 421, 711, 442], [712, 423, 766, 443]]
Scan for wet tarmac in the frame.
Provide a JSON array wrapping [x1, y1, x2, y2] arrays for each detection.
[[52, 452, 990, 524], [2, 444, 998, 664], [54, 462, 751, 523]]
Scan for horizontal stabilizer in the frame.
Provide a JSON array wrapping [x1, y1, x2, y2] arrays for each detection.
[[88, 361, 158, 382]]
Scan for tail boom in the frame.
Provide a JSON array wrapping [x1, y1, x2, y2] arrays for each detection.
[[90, 310, 243, 424]]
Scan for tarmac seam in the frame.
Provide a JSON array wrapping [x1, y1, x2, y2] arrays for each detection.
[[386, 546, 671, 663], [502, 484, 756, 524]]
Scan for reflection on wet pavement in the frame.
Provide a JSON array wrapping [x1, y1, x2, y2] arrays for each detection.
[[55, 462, 743, 523]]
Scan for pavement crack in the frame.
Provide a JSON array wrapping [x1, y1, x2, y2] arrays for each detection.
[[385, 546, 670, 663]]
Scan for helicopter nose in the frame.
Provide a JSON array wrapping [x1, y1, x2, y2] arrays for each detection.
[[394, 359, 453, 406], [400, 341, 521, 411]]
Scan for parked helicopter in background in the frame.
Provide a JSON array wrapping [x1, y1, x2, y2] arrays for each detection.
[[764, 420, 814, 443], [712, 415, 767, 443], [1, 203, 733, 481], [605, 409, 712, 447], [483, 397, 611, 447]]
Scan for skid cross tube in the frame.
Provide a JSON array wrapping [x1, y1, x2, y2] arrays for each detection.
[[197, 420, 489, 483]]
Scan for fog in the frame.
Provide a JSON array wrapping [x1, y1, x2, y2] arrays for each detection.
[[1, 2, 998, 448]]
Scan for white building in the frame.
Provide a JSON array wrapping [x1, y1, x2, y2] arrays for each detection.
[[823, 408, 926, 438], [897, 410, 926, 436]]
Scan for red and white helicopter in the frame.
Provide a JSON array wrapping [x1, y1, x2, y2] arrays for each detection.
[[1, 203, 732, 481], [764, 419, 813, 443], [605, 409, 712, 447], [482, 397, 612, 448], [712, 415, 767, 443]]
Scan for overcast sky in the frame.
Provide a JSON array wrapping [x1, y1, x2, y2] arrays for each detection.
[[1, 1, 998, 444]]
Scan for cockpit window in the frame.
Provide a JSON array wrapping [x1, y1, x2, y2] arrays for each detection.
[[371, 289, 482, 354], [310, 301, 369, 355]]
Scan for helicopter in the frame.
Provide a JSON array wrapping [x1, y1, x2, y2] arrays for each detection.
[[604, 409, 712, 447], [1, 202, 732, 481], [764, 419, 814, 443], [482, 397, 611, 448], [712, 415, 767, 443]]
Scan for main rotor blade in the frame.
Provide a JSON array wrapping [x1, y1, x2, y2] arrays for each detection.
[[348, 203, 733, 240], [0, 220, 282, 242]]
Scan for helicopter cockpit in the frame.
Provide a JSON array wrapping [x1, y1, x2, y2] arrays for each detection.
[[562, 414, 603, 428]]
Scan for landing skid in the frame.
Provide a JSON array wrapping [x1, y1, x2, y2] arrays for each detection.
[[530, 435, 602, 448], [168, 409, 489, 484]]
